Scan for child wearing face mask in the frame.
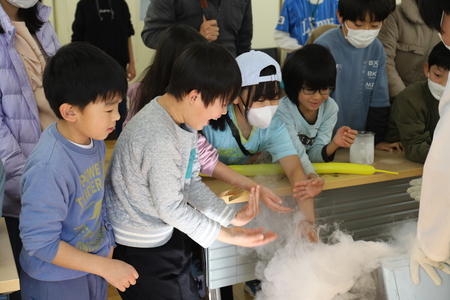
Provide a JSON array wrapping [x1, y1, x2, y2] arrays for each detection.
[[314, 0, 402, 152], [202, 50, 323, 238], [276, 44, 358, 167], [385, 42, 450, 163], [202, 49, 324, 296]]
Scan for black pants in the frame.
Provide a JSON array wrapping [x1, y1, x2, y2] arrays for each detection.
[[113, 228, 199, 300]]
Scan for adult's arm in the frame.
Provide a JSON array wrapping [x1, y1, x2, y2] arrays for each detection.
[[0, 103, 29, 216], [71, 1, 86, 42], [235, 0, 253, 56], [274, 30, 302, 53], [418, 79, 450, 262], [378, 9, 406, 99], [141, 0, 176, 49]]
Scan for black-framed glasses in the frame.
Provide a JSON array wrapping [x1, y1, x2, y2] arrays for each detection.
[[301, 87, 335, 95]]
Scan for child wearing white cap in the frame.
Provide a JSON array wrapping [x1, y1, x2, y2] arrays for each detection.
[[202, 50, 323, 239], [202, 49, 323, 296]]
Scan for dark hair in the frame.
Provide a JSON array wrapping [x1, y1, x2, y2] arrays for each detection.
[[418, 0, 450, 33], [43, 42, 127, 118], [134, 24, 208, 113], [167, 42, 241, 107], [283, 44, 336, 107], [338, 0, 394, 23], [428, 42, 450, 70], [0, 0, 44, 35], [209, 65, 281, 131]]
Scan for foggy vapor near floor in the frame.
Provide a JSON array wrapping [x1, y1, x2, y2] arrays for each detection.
[[239, 200, 417, 300]]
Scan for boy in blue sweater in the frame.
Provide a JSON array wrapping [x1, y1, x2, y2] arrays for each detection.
[[19, 42, 139, 300], [314, 0, 401, 151]]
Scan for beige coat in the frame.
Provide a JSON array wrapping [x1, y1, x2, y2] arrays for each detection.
[[378, 0, 441, 99]]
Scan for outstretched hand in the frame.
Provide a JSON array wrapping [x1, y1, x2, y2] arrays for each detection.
[[333, 126, 357, 148], [259, 185, 291, 213], [220, 226, 278, 248], [231, 186, 260, 226], [293, 176, 324, 201], [299, 220, 319, 243]]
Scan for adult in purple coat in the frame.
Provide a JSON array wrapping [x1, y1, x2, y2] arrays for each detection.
[[0, 1, 59, 298]]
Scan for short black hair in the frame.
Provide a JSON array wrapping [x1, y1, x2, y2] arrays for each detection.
[[43, 42, 127, 118], [167, 42, 241, 107], [418, 0, 450, 33], [134, 24, 207, 113], [338, 0, 394, 23], [428, 42, 450, 70], [283, 44, 336, 107]]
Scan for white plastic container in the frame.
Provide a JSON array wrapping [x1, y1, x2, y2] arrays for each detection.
[[350, 131, 374, 165]]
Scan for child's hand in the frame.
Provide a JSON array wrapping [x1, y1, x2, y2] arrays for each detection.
[[200, 15, 219, 42], [220, 226, 278, 247], [333, 126, 357, 148], [299, 220, 319, 243], [293, 176, 324, 201], [102, 259, 139, 292], [375, 141, 404, 152], [259, 185, 291, 213], [231, 186, 260, 226]]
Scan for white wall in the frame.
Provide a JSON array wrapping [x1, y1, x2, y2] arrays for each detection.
[[44, 0, 281, 82]]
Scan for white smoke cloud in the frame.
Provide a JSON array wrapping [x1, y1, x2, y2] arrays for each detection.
[[239, 203, 417, 300]]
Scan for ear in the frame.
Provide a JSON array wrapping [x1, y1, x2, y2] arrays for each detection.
[[59, 103, 77, 122], [337, 10, 343, 24], [187, 89, 200, 106], [423, 62, 430, 78], [233, 97, 240, 104]]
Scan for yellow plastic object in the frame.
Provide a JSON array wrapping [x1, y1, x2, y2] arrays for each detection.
[[227, 164, 284, 176], [312, 163, 398, 175], [200, 163, 398, 176], [200, 163, 398, 177]]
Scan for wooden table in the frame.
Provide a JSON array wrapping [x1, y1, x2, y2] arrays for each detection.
[[0, 217, 20, 294], [203, 148, 424, 196]]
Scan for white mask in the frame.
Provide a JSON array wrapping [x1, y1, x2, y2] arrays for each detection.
[[438, 11, 450, 50], [5, 0, 38, 8], [247, 105, 278, 129], [428, 78, 446, 100], [344, 23, 380, 48]]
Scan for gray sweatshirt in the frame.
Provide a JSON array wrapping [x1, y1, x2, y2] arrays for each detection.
[[105, 98, 235, 248]]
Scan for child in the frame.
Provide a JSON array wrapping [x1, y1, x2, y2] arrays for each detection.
[[385, 42, 450, 163], [314, 0, 401, 151], [202, 50, 324, 237], [276, 44, 357, 164], [274, 0, 340, 53], [378, 0, 441, 100], [126, 24, 290, 214], [105, 42, 277, 299], [19, 42, 138, 299]]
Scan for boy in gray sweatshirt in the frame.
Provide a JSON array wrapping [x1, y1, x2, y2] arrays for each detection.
[[105, 42, 277, 299]]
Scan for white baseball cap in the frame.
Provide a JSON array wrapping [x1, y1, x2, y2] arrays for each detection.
[[236, 50, 282, 87]]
